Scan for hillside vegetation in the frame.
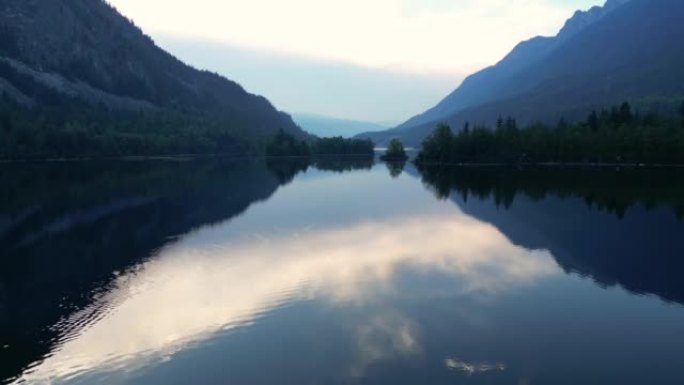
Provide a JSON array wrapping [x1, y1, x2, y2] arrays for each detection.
[[417, 102, 684, 165], [0, 0, 308, 159]]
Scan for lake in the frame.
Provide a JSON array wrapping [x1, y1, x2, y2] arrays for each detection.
[[2, 159, 684, 385]]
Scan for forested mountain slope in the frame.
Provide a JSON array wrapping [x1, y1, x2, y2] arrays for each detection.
[[0, 0, 308, 158]]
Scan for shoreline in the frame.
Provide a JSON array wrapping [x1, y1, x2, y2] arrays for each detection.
[[413, 161, 684, 169], [0, 153, 376, 165]]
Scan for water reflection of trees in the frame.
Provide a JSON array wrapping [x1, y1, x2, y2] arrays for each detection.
[[385, 161, 407, 178], [266, 156, 375, 183], [417, 165, 684, 306], [266, 158, 311, 184], [312, 156, 374, 173], [417, 165, 684, 220]]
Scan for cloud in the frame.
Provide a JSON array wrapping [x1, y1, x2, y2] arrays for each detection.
[[108, 0, 603, 75]]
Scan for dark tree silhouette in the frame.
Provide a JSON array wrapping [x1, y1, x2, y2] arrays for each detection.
[[265, 131, 374, 158], [416, 101, 684, 166], [505, 116, 518, 131], [619, 102, 633, 124], [266, 129, 311, 157], [588, 110, 599, 131], [417, 123, 454, 164], [381, 139, 408, 161], [312, 137, 374, 156]]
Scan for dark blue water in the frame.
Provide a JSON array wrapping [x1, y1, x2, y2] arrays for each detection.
[[2, 159, 684, 384]]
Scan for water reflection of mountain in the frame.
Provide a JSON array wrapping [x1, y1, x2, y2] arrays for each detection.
[[415, 166, 684, 305], [0, 158, 326, 383]]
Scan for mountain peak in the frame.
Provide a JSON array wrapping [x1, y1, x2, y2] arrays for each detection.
[[557, 0, 631, 41]]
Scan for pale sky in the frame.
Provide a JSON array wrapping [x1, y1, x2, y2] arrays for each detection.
[[108, 0, 605, 122]]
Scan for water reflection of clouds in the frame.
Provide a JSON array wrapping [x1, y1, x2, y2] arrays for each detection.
[[15, 212, 558, 384], [445, 358, 506, 375], [351, 312, 422, 378]]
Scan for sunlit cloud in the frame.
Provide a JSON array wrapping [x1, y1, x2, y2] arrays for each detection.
[[107, 0, 603, 75], [14, 210, 558, 384]]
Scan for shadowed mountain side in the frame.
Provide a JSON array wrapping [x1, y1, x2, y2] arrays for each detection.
[[392, 0, 631, 132], [413, 166, 684, 305]]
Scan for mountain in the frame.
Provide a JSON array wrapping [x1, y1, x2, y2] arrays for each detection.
[[0, 0, 308, 158], [361, 0, 684, 146], [291, 113, 389, 138]]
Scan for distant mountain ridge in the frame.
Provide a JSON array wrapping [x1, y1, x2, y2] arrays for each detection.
[[0, 0, 308, 157], [361, 0, 684, 145], [557, 0, 631, 41], [292, 113, 389, 138]]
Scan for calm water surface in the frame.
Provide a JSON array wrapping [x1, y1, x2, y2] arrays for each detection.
[[1, 159, 684, 384]]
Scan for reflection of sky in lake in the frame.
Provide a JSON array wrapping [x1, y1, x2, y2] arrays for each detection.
[[13, 166, 684, 385], [14, 167, 557, 384]]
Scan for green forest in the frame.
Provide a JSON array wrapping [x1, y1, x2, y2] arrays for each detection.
[[0, 95, 266, 160], [266, 129, 375, 157], [0, 58, 306, 160], [0, 58, 377, 160], [0, 96, 375, 160], [417, 102, 684, 165], [380, 139, 408, 161]]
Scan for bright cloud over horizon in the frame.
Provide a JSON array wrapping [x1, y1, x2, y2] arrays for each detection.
[[107, 0, 606, 121], [109, 0, 603, 75]]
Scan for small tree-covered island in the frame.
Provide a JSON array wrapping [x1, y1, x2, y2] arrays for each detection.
[[416, 102, 684, 166], [381, 139, 409, 162]]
